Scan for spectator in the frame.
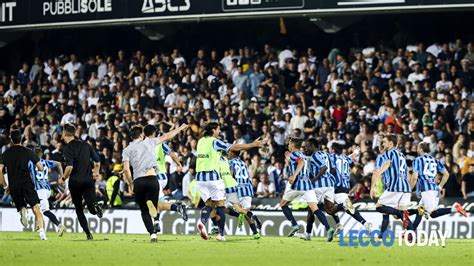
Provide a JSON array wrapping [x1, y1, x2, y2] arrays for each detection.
[[461, 164, 474, 200], [256, 173, 275, 198]]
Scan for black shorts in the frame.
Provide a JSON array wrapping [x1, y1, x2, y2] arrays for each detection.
[[69, 179, 97, 207], [10, 182, 40, 211], [335, 187, 350, 194]]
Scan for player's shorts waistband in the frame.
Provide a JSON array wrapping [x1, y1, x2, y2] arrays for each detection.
[[134, 175, 157, 182]]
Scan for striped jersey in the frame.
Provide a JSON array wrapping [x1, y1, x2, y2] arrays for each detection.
[[380, 148, 411, 192], [289, 151, 313, 191], [156, 142, 172, 181], [333, 154, 353, 189], [196, 139, 231, 181], [412, 154, 447, 192], [28, 159, 57, 191], [310, 151, 336, 188], [229, 158, 254, 197]]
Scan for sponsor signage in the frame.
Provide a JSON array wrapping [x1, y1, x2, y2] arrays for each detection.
[[1, 0, 474, 30], [1, 207, 472, 238]]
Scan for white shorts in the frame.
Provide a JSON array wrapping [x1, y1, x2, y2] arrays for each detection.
[[196, 180, 226, 202], [239, 196, 252, 209], [335, 192, 349, 205], [282, 186, 317, 203], [158, 179, 168, 199], [315, 187, 335, 204], [37, 189, 51, 212], [377, 191, 411, 210], [419, 190, 439, 213], [225, 192, 239, 207]]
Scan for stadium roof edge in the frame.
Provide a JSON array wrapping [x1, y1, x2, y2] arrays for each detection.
[[1, 4, 474, 31]]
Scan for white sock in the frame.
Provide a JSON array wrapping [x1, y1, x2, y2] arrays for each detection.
[[451, 205, 457, 212]]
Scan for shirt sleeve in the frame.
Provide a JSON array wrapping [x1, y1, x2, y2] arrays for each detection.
[[290, 152, 301, 164], [412, 158, 420, 174], [45, 160, 57, 168], [63, 145, 74, 167], [162, 143, 172, 155], [89, 144, 100, 163], [436, 160, 447, 173], [122, 147, 130, 162], [213, 139, 232, 152]]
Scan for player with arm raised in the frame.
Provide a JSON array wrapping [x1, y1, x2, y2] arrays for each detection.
[[406, 142, 467, 230], [195, 122, 264, 242], [330, 143, 372, 234]]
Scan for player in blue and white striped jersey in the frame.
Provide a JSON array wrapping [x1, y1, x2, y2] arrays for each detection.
[[279, 138, 333, 241], [407, 142, 467, 230], [28, 148, 66, 236], [374, 134, 415, 232], [330, 143, 372, 233]]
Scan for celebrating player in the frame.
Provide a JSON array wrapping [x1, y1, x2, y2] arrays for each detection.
[[195, 122, 264, 242], [330, 143, 372, 233], [122, 124, 188, 242], [60, 123, 103, 240], [280, 138, 334, 241], [374, 134, 415, 235], [406, 142, 467, 230], [0, 129, 47, 240], [29, 148, 66, 236]]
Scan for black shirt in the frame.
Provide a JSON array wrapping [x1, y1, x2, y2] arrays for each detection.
[[63, 139, 100, 181], [462, 173, 474, 194], [0, 145, 39, 188]]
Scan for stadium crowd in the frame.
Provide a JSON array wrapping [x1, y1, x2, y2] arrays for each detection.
[[0, 40, 474, 208]]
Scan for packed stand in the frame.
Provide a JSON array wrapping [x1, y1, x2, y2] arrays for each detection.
[[0, 40, 474, 209]]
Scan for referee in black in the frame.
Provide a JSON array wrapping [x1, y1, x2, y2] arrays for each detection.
[[0, 129, 47, 240], [59, 123, 103, 240]]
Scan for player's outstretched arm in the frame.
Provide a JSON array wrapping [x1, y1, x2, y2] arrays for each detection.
[[438, 170, 449, 191], [409, 172, 418, 189], [55, 161, 64, 179], [230, 137, 265, 151], [157, 124, 188, 144], [289, 159, 305, 184], [0, 164, 5, 190], [61, 166, 73, 185]]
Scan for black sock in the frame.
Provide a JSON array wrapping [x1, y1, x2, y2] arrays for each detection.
[[282, 205, 298, 226], [348, 210, 366, 225], [246, 211, 254, 219], [249, 223, 258, 234], [430, 208, 451, 218], [154, 213, 160, 221], [314, 209, 330, 231], [306, 209, 315, 234], [317, 203, 324, 210], [200, 206, 212, 224], [376, 206, 403, 219], [407, 209, 418, 216], [227, 208, 240, 217], [413, 214, 422, 230], [43, 211, 60, 226], [170, 203, 178, 212], [216, 206, 226, 236], [381, 214, 389, 234], [211, 217, 218, 226], [332, 214, 340, 224]]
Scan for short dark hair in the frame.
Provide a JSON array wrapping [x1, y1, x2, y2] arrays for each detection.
[[63, 123, 76, 137], [10, 129, 22, 144], [306, 138, 319, 149], [34, 147, 43, 158], [143, 124, 157, 137], [383, 134, 398, 146], [289, 137, 303, 149], [203, 122, 219, 137], [332, 143, 343, 154], [419, 142, 430, 153], [130, 125, 143, 140]]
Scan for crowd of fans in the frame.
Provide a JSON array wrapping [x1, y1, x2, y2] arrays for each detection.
[[1, 39, 474, 209]]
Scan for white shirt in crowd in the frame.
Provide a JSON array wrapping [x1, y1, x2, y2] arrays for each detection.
[[257, 182, 275, 197], [64, 61, 82, 80]]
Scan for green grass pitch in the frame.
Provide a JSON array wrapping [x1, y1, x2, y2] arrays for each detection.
[[0, 232, 472, 266]]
